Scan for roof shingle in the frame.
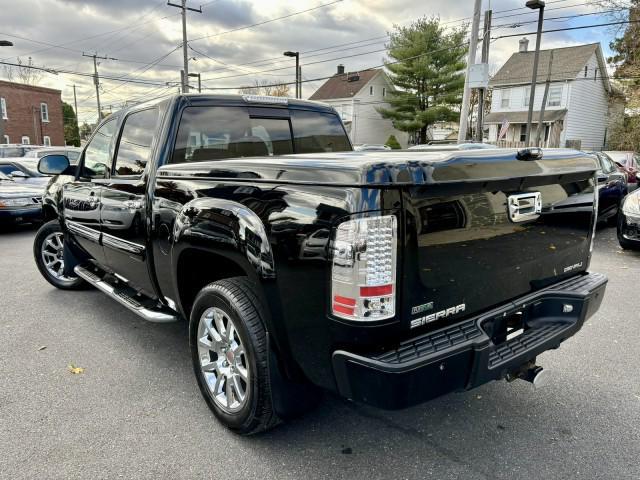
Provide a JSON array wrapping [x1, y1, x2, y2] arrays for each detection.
[[489, 43, 601, 87], [309, 69, 380, 100]]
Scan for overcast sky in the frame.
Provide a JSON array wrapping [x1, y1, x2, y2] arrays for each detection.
[[0, 0, 622, 124]]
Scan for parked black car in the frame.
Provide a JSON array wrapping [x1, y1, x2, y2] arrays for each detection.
[[0, 171, 43, 224], [33, 94, 607, 435], [590, 151, 628, 223], [617, 189, 640, 249]]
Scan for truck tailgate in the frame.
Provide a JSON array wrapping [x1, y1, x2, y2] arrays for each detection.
[[400, 153, 597, 332]]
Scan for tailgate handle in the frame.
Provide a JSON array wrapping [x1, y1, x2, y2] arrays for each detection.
[[508, 192, 542, 223]]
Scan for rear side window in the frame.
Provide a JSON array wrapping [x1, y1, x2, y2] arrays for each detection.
[[290, 110, 351, 154], [170, 106, 350, 164], [114, 107, 160, 176]]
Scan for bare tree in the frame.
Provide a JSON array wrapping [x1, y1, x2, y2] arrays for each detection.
[[239, 79, 291, 97], [3, 57, 44, 85]]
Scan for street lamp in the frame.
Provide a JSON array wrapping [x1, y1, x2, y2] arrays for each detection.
[[524, 0, 545, 147], [283, 51, 299, 99], [0, 40, 13, 46]]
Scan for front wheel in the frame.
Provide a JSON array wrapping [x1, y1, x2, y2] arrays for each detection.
[[33, 220, 86, 290], [190, 277, 280, 435]]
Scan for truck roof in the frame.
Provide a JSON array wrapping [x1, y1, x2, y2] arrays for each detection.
[[121, 93, 338, 116]]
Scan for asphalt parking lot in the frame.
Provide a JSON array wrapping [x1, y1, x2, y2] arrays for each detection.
[[1, 224, 639, 480]]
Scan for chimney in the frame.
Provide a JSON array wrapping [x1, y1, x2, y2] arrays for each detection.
[[519, 38, 529, 53], [337, 64, 345, 75]]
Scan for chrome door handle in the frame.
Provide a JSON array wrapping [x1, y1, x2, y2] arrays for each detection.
[[123, 200, 143, 210]]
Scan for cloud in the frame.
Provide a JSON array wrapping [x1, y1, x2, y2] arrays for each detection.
[[0, 0, 621, 123]]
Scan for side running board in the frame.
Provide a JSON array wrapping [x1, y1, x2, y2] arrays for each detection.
[[74, 265, 178, 323]]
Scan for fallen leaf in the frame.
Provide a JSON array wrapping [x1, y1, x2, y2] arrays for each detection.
[[549, 244, 557, 250], [68, 364, 85, 375], [37, 346, 47, 351]]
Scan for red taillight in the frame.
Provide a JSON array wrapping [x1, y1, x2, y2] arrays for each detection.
[[331, 215, 397, 321]]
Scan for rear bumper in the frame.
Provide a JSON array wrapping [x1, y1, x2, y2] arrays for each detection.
[[0, 207, 42, 223], [332, 272, 607, 410]]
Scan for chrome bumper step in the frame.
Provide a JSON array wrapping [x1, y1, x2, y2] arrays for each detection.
[[74, 265, 178, 323]]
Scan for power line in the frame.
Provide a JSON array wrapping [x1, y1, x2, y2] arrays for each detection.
[[188, 0, 344, 43]]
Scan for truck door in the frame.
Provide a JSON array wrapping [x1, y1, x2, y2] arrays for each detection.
[[100, 106, 160, 297], [63, 117, 118, 266]]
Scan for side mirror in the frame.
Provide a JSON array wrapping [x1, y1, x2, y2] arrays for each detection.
[[10, 170, 28, 178], [38, 154, 70, 175], [597, 174, 608, 183]]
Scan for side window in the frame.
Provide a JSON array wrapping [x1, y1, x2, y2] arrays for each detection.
[[547, 86, 562, 107], [290, 110, 351, 153], [83, 118, 117, 178], [113, 108, 160, 176]]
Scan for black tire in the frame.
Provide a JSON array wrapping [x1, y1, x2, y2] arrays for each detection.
[[189, 277, 280, 435], [33, 220, 86, 290]]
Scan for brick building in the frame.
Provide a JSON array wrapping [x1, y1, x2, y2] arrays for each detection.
[[0, 80, 65, 146]]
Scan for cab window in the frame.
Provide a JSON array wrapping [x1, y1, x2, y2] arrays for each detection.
[[113, 108, 160, 176], [83, 118, 117, 178]]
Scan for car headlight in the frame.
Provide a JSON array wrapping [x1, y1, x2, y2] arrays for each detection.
[[0, 197, 33, 208], [622, 194, 640, 216]]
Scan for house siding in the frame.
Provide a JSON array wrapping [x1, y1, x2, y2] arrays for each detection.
[[563, 53, 608, 150], [312, 72, 409, 147]]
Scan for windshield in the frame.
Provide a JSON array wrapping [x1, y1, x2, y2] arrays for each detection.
[[0, 146, 26, 158]]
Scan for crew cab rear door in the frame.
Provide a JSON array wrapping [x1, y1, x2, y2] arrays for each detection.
[[100, 106, 161, 297]]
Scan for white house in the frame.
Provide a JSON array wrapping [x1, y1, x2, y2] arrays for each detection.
[[486, 40, 613, 150], [309, 65, 409, 147]]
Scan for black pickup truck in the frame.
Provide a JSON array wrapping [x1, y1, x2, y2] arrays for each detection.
[[33, 94, 607, 434]]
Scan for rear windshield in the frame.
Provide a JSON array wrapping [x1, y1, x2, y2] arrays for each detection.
[[0, 147, 26, 158], [171, 106, 351, 164]]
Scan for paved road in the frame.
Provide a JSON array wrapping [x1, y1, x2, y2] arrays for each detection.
[[1, 224, 639, 480]]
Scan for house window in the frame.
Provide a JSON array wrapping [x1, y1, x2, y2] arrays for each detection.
[[545, 124, 550, 142], [21, 136, 30, 145], [524, 86, 531, 107], [519, 125, 527, 142], [501, 89, 511, 108], [2, 135, 8, 144], [0, 97, 6, 120], [369, 86, 374, 96], [382, 87, 386, 97], [547, 86, 562, 107], [594, 67, 598, 81], [43, 135, 51, 146], [40, 103, 49, 122], [584, 66, 588, 78]]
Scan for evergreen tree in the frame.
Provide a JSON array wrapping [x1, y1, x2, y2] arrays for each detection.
[[385, 134, 401, 149], [62, 102, 80, 146], [377, 17, 468, 145]]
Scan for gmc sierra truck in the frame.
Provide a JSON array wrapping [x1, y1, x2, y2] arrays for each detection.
[[33, 94, 607, 435]]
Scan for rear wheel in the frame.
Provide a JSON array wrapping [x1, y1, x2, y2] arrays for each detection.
[[190, 277, 280, 435], [33, 220, 86, 290]]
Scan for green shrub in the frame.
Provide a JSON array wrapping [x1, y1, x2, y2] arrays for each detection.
[[385, 135, 402, 149]]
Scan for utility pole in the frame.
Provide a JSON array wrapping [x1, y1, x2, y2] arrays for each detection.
[[524, 0, 546, 147], [475, 10, 492, 142], [458, 0, 482, 143], [298, 65, 302, 99], [534, 50, 554, 147], [82, 52, 116, 122], [72, 84, 79, 133], [168, 0, 201, 93]]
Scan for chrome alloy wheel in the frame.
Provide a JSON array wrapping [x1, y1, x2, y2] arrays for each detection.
[[40, 232, 75, 282], [197, 307, 250, 413]]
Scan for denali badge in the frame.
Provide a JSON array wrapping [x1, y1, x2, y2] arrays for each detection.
[[410, 303, 466, 329], [563, 262, 583, 273]]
